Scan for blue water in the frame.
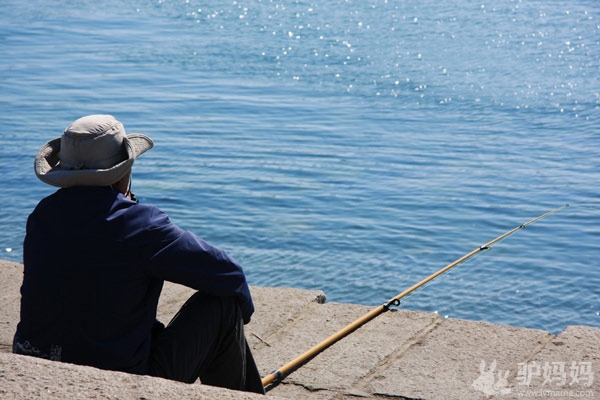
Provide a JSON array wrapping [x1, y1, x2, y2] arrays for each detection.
[[1, 0, 598, 334]]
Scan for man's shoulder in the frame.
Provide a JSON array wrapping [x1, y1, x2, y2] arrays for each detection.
[[120, 199, 180, 232]]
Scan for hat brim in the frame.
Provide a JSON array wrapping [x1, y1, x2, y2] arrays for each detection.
[[35, 134, 153, 188]]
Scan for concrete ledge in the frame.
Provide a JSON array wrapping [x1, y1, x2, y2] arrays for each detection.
[[2, 260, 598, 399], [0, 352, 277, 400]]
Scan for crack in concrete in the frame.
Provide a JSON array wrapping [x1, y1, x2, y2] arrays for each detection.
[[347, 314, 444, 400]]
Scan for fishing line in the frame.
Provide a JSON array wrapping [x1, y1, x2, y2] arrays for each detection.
[[261, 204, 569, 390]]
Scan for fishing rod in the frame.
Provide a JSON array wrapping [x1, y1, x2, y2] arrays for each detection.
[[261, 204, 569, 389]]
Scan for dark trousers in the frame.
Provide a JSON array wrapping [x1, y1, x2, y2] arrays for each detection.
[[147, 292, 264, 394]]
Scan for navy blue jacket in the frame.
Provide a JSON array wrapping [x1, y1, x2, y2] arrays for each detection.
[[14, 186, 254, 374]]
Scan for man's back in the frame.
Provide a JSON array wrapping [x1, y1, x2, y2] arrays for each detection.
[[16, 186, 167, 373]]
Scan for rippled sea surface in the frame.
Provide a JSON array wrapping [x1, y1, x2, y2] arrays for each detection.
[[1, 0, 598, 334]]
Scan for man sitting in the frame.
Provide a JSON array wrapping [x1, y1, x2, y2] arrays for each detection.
[[13, 114, 264, 394]]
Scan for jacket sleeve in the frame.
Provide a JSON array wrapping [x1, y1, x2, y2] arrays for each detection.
[[136, 205, 254, 323]]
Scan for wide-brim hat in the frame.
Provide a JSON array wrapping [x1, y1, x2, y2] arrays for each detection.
[[35, 115, 154, 188]]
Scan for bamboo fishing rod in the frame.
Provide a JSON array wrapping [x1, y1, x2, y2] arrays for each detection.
[[261, 204, 568, 388]]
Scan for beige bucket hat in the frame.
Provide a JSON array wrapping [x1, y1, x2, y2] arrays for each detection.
[[35, 115, 154, 188]]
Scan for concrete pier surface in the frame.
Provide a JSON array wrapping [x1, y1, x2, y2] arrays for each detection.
[[1, 259, 598, 399]]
